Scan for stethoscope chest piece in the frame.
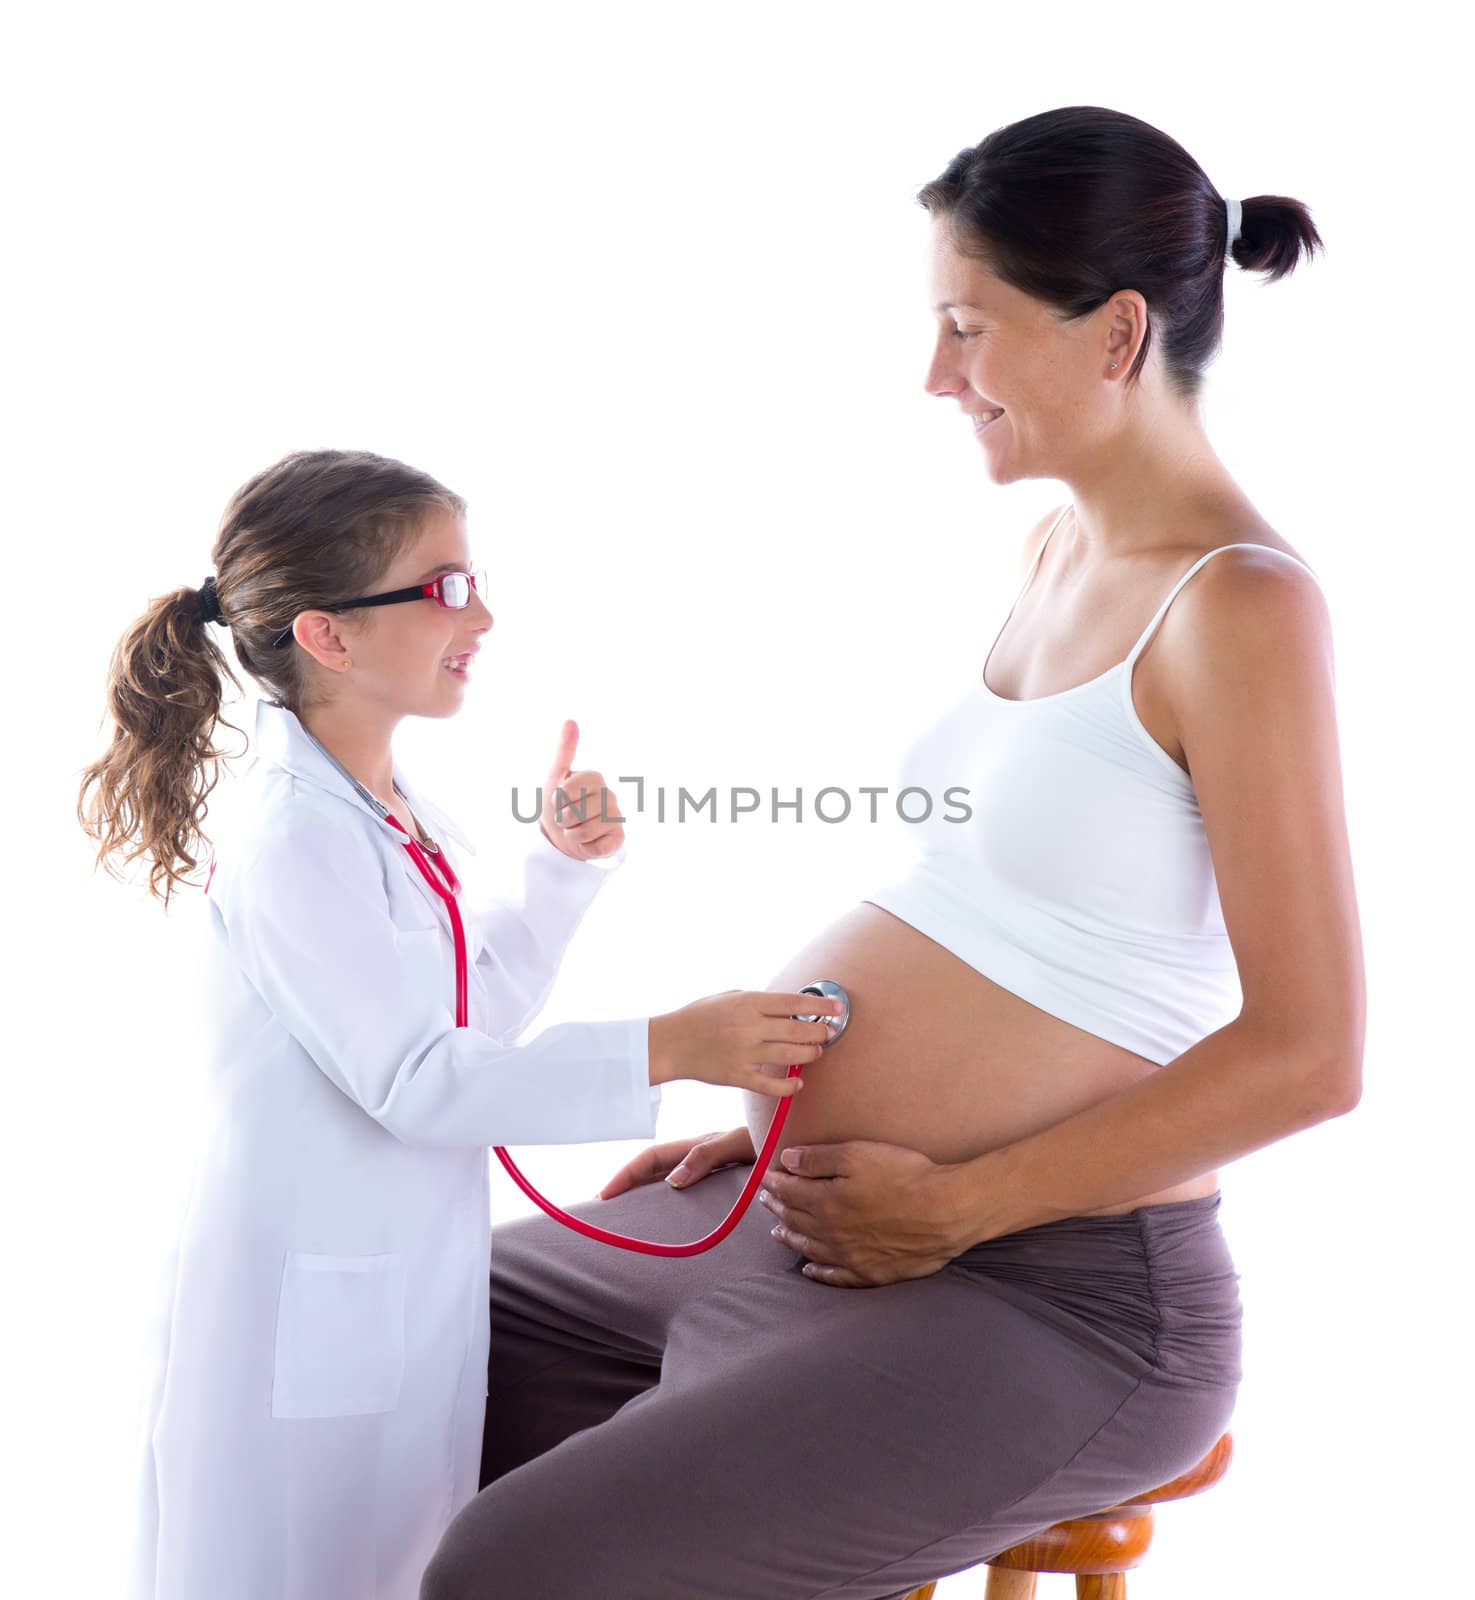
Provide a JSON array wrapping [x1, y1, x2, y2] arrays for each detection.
[[796, 979, 852, 1046]]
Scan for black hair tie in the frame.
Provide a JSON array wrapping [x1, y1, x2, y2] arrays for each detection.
[[197, 574, 223, 626]]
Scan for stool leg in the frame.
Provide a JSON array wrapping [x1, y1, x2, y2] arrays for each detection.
[[983, 1570, 1039, 1598], [1075, 1576, 1126, 1599]]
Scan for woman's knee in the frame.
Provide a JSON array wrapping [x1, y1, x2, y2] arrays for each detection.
[[420, 1491, 532, 1600], [425, 1445, 637, 1600]]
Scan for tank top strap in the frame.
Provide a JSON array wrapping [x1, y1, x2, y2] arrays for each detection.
[[981, 504, 1073, 684], [1009, 502, 1072, 606], [1124, 542, 1324, 667]]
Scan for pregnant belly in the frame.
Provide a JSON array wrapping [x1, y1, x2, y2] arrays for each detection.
[[740, 902, 1219, 1217]]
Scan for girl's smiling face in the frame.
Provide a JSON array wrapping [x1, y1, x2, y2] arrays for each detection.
[[297, 507, 494, 720]]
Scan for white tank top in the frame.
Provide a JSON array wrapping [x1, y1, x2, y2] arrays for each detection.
[[862, 504, 1325, 1065]]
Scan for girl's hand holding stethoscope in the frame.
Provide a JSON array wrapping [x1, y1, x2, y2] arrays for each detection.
[[536, 718, 844, 1105]]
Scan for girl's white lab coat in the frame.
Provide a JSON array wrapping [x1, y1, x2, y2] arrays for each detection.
[[127, 697, 661, 1599]]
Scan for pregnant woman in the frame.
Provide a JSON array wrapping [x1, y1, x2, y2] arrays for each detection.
[[422, 106, 1364, 1600]]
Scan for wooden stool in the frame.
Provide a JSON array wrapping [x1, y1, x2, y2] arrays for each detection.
[[901, 1432, 1232, 1600]]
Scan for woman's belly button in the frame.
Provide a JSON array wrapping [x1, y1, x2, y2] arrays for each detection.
[[740, 903, 1205, 1202]]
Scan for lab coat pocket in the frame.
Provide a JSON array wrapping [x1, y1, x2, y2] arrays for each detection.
[[271, 1250, 407, 1420]]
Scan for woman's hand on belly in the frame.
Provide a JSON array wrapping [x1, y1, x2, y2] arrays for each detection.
[[756, 1139, 975, 1289]]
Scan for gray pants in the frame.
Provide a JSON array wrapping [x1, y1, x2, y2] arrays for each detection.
[[421, 1163, 1242, 1599]]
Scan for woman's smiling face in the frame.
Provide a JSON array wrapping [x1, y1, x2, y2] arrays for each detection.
[[922, 215, 1141, 485]]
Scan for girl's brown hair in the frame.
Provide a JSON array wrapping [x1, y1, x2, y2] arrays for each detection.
[[916, 105, 1324, 403], [77, 448, 466, 907]]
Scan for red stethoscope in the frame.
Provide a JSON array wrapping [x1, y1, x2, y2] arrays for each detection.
[[390, 814, 852, 1257]]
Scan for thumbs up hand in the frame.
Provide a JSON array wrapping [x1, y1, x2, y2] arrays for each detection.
[[539, 719, 627, 863]]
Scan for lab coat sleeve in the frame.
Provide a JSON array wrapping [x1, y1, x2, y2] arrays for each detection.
[[221, 801, 660, 1148], [467, 830, 663, 1121]]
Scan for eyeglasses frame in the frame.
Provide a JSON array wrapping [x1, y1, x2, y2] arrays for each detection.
[[271, 567, 485, 650]]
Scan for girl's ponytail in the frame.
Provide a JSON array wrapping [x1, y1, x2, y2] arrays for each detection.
[[76, 576, 246, 907]]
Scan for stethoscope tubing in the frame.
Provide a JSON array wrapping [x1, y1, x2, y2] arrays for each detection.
[[396, 820, 805, 1256]]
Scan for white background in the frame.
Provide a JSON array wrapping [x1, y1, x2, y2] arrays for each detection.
[[5, 2, 1469, 1595]]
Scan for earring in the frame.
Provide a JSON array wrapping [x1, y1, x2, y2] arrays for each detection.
[[1110, 362, 1118, 370]]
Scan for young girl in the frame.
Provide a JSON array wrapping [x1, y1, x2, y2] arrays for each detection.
[[79, 447, 841, 1600]]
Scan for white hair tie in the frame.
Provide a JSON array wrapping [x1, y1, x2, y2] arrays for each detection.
[[1225, 196, 1243, 258]]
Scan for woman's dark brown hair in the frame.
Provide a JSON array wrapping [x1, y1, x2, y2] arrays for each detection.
[[916, 105, 1324, 402], [77, 449, 467, 907]]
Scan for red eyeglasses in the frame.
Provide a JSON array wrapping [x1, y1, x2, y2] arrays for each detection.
[[272, 566, 486, 650]]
